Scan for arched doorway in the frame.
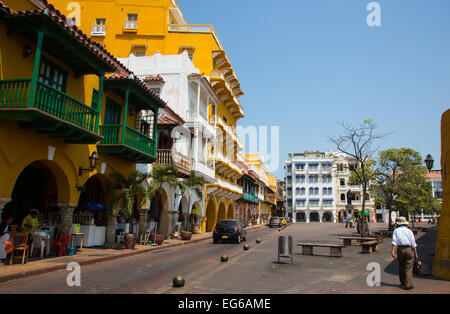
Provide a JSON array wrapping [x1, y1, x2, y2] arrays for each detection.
[[148, 189, 168, 232], [310, 212, 319, 222], [178, 195, 189, 231], [227, 203, 234, 219], [8, 161, 58, 226], [217, 202, 226, 221], [75, 175, 108, 226], [206, 200, 216, 232], [323, 212, 332, 222]]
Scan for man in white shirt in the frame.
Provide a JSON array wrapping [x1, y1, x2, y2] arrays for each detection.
[[391, 217, 419, 290]]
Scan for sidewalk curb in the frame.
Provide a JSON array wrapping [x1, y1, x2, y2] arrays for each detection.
[[0, 224, 266, 283]]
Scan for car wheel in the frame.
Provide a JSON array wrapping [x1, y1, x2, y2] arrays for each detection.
[[237, 235, 241, 244], [213, 237, 218, 244]]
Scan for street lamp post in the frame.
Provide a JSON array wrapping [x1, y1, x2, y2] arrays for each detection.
[[424, 154, 434, 173]]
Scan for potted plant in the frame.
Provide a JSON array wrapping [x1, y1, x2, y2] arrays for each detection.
[[150, 233, 165, 245], [180, 231, 192, 240], [107, 171, 148, 249]]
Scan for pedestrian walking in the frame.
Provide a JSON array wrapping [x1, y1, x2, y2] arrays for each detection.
[[345, 216, 349, 228], [391, 217, 419, 290]]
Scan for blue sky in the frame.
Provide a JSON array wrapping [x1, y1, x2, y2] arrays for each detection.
[[178, 0, 450, 179]]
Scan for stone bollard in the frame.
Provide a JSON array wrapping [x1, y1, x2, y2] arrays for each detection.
[[173, 275, 185, 287]]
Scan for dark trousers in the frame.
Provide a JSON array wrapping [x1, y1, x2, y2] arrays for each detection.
[[397, 246, 414, 288]]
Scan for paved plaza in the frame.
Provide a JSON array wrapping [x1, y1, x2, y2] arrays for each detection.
[[1, 222, 448, 294]]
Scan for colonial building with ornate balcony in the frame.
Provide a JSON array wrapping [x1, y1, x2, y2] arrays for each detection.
[[49, 0, 247, 235], [118, 51, 220, 236], [334, 152, 376, 222], [0, 1, 164, 242]]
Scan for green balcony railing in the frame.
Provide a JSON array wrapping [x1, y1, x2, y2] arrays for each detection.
[[99, 124, 156, 158], [0, 79, 98, 132], [243, 192, 258, 203]]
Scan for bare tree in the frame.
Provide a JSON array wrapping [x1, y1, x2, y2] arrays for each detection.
[[329, 119, 389, 237]]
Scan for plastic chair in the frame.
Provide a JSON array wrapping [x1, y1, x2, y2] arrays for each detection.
[[115, 229, 124, 243], [50, 235, 70, 257], [30, 234, 50, 258], [9, 233, 29, 265]]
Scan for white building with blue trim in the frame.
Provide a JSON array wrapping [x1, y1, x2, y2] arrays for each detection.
[[285, 151, 336, 223]]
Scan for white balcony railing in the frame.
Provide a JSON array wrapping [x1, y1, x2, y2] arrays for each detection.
[[349, 185, 361, 191], [194, 160, 215, 180], [186, 110, 215, 138], [168, 24, 223, 50], [123, 21, 138, 29], [214, 151, 242, 174], [91, 25, 106, 36], [216, 177, 242, 195]]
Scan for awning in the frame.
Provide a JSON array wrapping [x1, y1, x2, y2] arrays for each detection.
[[82, 202, 108, 211], [309, 163, 319, 166], [321, 162, 332, 166], [323, 198, 334, 202], [309, 198, 320, 202], [296, 198, 307, 201], [295, 163, 305, 166]]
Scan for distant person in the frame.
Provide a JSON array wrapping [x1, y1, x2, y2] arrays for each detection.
[[0, 215, 13, 237], [345, 216, 349, 228], [428, 218, 431, 225], [391, 217, 418, 290]]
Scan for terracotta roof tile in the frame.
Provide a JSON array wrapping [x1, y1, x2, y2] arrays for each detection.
[[427, 170, 442, 179], [158, 114, 182, 126], [144, 74, 165, 83], [105, 72, 167, 108]]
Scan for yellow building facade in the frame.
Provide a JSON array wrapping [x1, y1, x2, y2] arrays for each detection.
[[48, 0, 246, 233], [433, 109, 450, 280], [0, 0, 164, 240]]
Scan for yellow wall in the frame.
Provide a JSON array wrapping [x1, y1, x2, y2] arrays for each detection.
[[0, 1, 138, 206], [433, 109, 450, 280]]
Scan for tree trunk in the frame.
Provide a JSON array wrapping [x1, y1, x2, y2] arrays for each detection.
[[139, 209, 148, 243], [387, 200, 393, 231], [105, 214, 117, 249]]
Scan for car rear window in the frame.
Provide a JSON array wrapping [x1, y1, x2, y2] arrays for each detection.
[[216, 220, 237, 227]]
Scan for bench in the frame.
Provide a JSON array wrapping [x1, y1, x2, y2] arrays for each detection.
[[297, 242, 346, 257], [374, 230, 393, 238], [339, 236, 378, 246], [361, 240, 379, 254]]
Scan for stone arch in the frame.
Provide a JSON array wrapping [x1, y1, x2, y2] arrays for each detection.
[[217, 201, 227, 221], [227, 202, 235, 219], [205, 198, 217, 232], [8, 159, 71, 224], [78, 173, 112, 208]]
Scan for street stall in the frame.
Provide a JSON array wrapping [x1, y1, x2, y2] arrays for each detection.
[[72, 203, 107, 247]]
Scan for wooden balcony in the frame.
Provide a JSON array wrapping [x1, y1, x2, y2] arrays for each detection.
[[0, 79, 100, 143], [98, 124, 156, 163], [155, 149, 192, 175], [242, 192, 258, 204]]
